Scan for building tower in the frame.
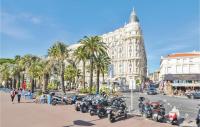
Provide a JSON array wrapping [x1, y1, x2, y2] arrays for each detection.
[[101, 8, 147, 87]]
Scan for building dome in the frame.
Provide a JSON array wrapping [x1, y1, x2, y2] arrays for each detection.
[[129, 8, 139, 23]]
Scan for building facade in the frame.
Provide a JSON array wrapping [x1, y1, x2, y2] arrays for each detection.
[[148, 70, 160, 83], [159, 51, 200, 88], [101, 8, 147, 86], [68, 9, 147, 88]]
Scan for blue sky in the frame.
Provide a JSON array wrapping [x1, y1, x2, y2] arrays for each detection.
[[0, 0, 199, 72]]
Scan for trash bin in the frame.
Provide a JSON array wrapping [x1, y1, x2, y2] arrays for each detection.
[[47, 94, 51, 104]]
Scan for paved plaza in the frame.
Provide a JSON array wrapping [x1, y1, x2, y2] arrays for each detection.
[[0, 92, 175, 127]]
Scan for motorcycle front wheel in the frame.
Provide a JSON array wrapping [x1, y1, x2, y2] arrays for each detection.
[[75, 106, 80, 111], [143, 113, 148, 118], [51, 100, 57, 106], [98, 111, 105, 119], [90, 110, 95, 116], [108, 114, 115, 123], [124, 113, 128, 119], [81, 106, 87, 113]]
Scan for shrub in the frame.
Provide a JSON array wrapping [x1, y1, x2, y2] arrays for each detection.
[[47, 83, 57, 90], [79, 87, 89, 93], [36, 89, 42, 96], [100, 85, 110, 95], [26, 83, 31, 90]]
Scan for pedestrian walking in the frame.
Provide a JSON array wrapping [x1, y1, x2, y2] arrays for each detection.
[[17, 88, 22, 103], [10, 88, 16, 103]]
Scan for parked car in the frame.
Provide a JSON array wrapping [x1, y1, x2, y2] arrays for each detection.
[[147, 85, 157, 95], [186, 91, 200, 99]]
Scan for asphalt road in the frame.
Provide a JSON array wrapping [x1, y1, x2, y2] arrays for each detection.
[[123, 92, 200, 121]]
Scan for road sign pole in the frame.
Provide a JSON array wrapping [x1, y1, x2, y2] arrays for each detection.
[[131, 87, 133, 111]]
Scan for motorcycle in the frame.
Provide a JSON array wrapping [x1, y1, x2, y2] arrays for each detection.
[[80, 95, 94, 113], [196, 109, 200, 127], [107, 98, 127, 123], [89, 98, 109, 118], [74, 95, 91, 111], [97, 104, 108, 118], [89, 100, 99, 116], [142, 102, 153, 118], [151, 102, 165, 122], [51, 95, 68, 105], [138, 97, 145, 114]]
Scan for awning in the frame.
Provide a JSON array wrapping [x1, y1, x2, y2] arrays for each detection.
[[172, 83, 200, 87], [164, 74, 200, 81]]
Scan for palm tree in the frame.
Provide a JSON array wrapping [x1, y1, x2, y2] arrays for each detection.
[[74, 46, 88, 89], [14, 55, 23, 88], [28, 56, 41, 93], [0, 63, 11, 88], [39, 59, 53, 92], [94, 52, 110, 94], [64, 64, 76, 89], [80, 36, 107, 93], [20, 55, 39, 92], [48, 42, 69, 93]]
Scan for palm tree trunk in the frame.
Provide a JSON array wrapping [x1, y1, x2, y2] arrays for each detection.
[[34, 79, 37, 89], [31, 78, 34, 93], [22, 73, 25, 83], [17, 73, 21, 88], [5, 80, 9, 88], [61, 62, 66, 93], [42, 73, 49, 92], [72, 79, 75, 89], [12, 77, 16, 89], [89, 57, 94, 93], [96, 68, 100, 94], [75, 77, 78, 89], [10, 78, 13, 88], [83, 61, 86, 89], [102, 73, 105, 83]]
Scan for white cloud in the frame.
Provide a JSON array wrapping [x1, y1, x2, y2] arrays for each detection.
[[0, 11, 43, 39], [0, 12, 31, 39]]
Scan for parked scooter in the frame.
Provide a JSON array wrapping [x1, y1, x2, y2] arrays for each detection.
[[75, 95, 92, 111], [89, 98, 109, 118], [80, 95, 94, 113], [89, 100, 99, 116], [138, 97, 145, 114], [196, 109, 200, 127], [107, 98, 127, 123], [51, 95, 68, 105], [165, 106, 179, 125], [142, 102, 153, 118], [151, 102, 165, 122]]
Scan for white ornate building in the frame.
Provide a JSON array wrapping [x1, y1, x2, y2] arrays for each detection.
[[68, 8, 147, 88], [101, 8, 147, 86]]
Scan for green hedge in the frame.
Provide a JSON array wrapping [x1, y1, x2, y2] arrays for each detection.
[[79, 85, 111, 95], [79, 86, 96, 94]]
